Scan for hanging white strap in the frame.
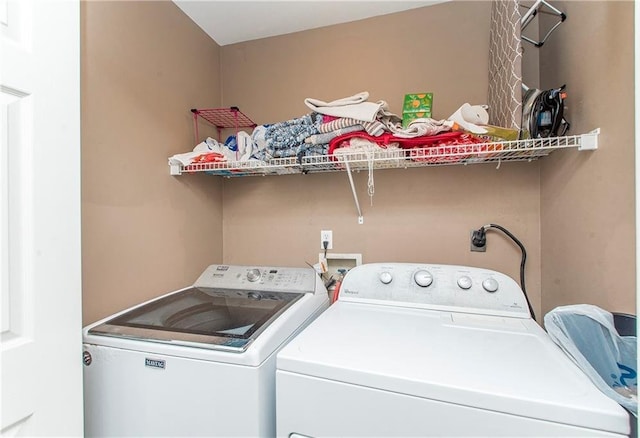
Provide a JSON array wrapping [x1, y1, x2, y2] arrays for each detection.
[[344, 160, 364, 224], [367, 150, 375, 206]]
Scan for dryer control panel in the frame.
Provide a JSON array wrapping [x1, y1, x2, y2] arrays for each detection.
[[194, 265, 317, 294], [339, 263, 530, 318]]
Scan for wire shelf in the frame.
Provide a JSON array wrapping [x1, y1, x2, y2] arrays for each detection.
[[169, 130, 598, 177], [172, 157, 300, 177]]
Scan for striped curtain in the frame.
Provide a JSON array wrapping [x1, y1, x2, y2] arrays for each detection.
[[487, 0, 522, 130]]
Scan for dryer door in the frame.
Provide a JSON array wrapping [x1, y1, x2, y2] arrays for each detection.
[[88, 287, 303, 352]]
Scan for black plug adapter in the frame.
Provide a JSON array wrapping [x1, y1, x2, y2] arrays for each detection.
[[471, 227, 487, 252], [472, 228, 486, 247]]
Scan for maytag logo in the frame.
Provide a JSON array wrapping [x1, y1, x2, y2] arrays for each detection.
[[216, 265, 229, 271], [145, 358, 166, 369]]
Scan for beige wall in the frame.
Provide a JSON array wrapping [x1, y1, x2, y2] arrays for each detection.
[[81, 1, 224, 325], [539, 1, 635, 315], [221, 2, 493, 125], [80, 0, 635, 326], [220, 2, 545, 320]]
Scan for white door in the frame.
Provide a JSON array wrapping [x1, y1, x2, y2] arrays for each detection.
[[1, 0, 83, 435], [636, 0, 640, 323]]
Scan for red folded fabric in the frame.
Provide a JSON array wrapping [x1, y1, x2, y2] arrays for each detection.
[[409, 134, 503, 164], [328, 131, 503, 164], [328, 131, 464, 159]]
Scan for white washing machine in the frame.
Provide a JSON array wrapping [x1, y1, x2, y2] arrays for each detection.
[[276, 263, 630, 437], [83, 264, 329, 437]]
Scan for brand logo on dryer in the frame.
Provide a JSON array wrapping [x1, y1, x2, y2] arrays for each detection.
[[145, 358, 166, 369], [342, 288, 359, 295]]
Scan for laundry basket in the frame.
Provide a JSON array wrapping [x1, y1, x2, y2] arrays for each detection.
[[613, 312, 637, 337], [544, 305, 637, 419]]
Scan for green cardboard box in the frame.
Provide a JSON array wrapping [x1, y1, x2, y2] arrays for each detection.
[[402, 93, 433, 127]]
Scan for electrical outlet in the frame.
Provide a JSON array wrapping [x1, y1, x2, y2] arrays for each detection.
[[320, 230, 333, 250], [470, 230, 486, 252]]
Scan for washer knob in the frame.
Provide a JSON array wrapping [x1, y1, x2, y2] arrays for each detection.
[[482, 278, 499, 293], [247, 269, 262, 282], [457, 275, 473, 290], [379, 272, 393, 284], [414, 270, 433, 287]]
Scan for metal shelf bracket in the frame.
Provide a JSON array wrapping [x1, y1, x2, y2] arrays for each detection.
[[170, 164, 182, 176], [578, 128, 600, 151]]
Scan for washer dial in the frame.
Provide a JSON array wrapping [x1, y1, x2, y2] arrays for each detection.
[[247, 269, 262, 282]]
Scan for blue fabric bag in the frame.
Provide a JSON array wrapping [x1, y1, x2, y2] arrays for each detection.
[[544, 304, 637, 416]]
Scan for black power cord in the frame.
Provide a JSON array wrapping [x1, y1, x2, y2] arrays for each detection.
[[472, 224, 536, 321]]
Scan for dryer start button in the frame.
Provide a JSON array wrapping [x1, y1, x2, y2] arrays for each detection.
[[379, 272, 393, 284], [414, 270, 433, 287], [457, 276, 472, 290], [482, 278, 499, 293]]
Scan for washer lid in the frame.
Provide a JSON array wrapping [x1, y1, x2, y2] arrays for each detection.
[[277, 302, 629, 435], [89, 286, 303, 352]]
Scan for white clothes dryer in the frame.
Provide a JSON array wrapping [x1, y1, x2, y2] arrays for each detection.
[[276, 263, 630, 437], [83, 264, 329, 437]]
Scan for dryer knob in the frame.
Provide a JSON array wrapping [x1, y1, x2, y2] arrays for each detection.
[[247, 269, 262, 282], [379, 272, 393, 284], [482, 278, 499, 293], [414, 270, 433, 287], [457, 276, 473, 290]]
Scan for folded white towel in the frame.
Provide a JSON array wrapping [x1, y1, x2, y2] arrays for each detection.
[[305, 91, 369, 107], [168, 137, 243, 166], [168, 152, 201, 166], [190, 138, 213, 153], [383, 118, 454, 138], [304, 91, 383, 122], [168, 138, 220, 166]]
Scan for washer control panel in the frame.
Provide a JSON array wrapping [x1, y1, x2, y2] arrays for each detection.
[[339, 263, 530, 318], [194, 265, 317, 293]]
